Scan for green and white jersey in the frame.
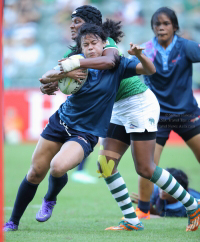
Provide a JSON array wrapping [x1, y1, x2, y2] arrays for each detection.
[[115, 77, 148, 102], [63, 37, 148, 102], [101, 37, 148, 102], [63, 48, 73, 58]]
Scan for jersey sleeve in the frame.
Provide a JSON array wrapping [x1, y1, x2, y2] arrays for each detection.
[[104, 37, 119, 51], [121, 57, 140, 79], [63, 49, 73, 58], [185, 40, 200, 63]]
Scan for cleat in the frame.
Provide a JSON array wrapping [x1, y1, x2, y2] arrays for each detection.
[[3, 221, 18, 232], [105, 221, 144, 231], [36, 199, 56, 222], [135, 207, 150, 219], [186, 200, 200, 232]]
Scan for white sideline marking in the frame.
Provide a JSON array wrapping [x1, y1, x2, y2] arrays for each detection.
[[4, 205, 41, 210]]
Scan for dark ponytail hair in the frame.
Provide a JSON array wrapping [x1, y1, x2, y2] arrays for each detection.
[[151, 7, 180, 34], [102, 19, 124, 44]]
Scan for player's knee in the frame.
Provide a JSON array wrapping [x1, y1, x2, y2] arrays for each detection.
[[136, 164, 154, 180], [27, 166, 45, 183], [50, 163, 66, 177]]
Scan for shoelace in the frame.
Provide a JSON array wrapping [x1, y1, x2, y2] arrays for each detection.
[[42, 201, 56, 213]]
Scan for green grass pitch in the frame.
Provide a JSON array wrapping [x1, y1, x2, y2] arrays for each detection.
[[4, 143, 200, 242]]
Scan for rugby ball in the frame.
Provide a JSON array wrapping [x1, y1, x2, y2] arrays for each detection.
[[57, 54, 88, 95]]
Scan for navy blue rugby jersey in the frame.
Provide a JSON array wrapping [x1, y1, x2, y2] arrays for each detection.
[[58, 57, 140, 138], [131, 35, 200, 114], [150, 184, 200, 217]]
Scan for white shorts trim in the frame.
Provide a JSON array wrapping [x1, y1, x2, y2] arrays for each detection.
[[110, 89, 160, 133]]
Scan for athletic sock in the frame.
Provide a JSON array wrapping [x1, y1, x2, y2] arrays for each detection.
[[44, 173, 68, 201], [105, 172, 140, 225], [138, 200, 150, 213], [10, 176, 38, 226], [150, 166, 197, 211]]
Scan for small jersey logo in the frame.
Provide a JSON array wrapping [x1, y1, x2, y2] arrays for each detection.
[[78, 136, 88, 143], [106, 40, 110, 46], [190, 116, 200, 123], [172, 54, 181, 63], [149, 118, 155, 125], [130, 124, 137, 129]]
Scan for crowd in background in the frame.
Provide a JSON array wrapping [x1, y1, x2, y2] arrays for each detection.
[[3, 0, 200, 89]]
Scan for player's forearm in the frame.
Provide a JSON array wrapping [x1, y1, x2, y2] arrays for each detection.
[[136, 53, 156, 75], [41, 70, 67, 83], [79, 56, 116, 70]]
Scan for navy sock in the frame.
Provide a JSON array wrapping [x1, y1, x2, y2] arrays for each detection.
[[44, 173, 68, 201], [10, 176, 38, 226], [77, 158, 87, 171], [138, 200, 150, 213]]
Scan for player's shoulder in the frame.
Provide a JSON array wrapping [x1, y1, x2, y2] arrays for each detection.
[[63, 48, 74, 58], [105, 37, 118, 49], [175, 36, 199, 53]]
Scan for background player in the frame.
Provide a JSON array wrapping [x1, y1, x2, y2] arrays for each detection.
[[129, 7, 200, 222], [131, 168, 200, 217]]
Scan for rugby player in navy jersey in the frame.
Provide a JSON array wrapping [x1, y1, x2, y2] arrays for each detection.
[[3, 22, 156, 231], [127, 7, 200, 231]]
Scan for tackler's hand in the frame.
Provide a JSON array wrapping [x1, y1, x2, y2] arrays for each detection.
[[128, 43, 145, 57]]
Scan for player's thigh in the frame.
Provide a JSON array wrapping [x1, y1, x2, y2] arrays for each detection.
[[50, 141, 84, 176], [178, 122, 200, 163], [28, 137, 62, 181], [154, 143, 164, 165], [186, 133, 200, 163], [130, 132, 157, 178]]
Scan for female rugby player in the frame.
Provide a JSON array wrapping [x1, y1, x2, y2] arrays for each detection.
[[4, 22, 155, 231]]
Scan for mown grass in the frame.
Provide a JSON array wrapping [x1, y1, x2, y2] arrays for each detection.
[[4, 143, 200, 242]]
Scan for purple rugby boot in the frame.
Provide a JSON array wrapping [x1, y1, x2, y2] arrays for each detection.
[[3, 221, 18, 231], [36, 199, 56, 222]]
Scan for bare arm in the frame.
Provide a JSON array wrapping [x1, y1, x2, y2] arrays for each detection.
[[79, 48, 119, 69], [40, 82, 59, 95], [39, 69, 87, 84], [59, 48, 119, 72], [128, 43, 156, 75]]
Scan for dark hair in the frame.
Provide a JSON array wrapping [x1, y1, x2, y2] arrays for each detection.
[[151, 7, 180, 34], [69, 23, 121, 68], [166, 168, 189, 190], [102, 19, 124, 44], [69, 23, 108, 56]]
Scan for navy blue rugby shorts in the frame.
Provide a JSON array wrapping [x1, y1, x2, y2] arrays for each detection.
[[41, 111, 98, 159], [157, 107, 200, 146]]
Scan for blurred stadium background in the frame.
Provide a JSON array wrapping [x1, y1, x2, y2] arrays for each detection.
[[3, 0, 200, 143], [3, 2, 200, 241]]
